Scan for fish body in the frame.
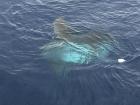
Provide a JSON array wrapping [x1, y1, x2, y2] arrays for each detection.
[[41, 17, 115, 64]]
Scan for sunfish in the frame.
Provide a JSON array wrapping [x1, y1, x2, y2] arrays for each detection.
[[41, 17, 115, 65]]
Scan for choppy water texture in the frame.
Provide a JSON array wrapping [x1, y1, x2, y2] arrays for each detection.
[[0, 0, 140, 105]]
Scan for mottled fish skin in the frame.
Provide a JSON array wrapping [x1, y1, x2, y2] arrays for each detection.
[[53, 17, 115, 49], [53, 17, 80, 38], [40, 17, 115, 66]]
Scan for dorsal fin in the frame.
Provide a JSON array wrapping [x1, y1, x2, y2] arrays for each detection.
[[53, 17, 79, 38]]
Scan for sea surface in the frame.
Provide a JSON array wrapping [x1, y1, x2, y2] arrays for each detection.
[[0, 0, 140, 105]]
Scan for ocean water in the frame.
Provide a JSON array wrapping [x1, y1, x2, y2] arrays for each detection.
[[0, 0, 140, 105]]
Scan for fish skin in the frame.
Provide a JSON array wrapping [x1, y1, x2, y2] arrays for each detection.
[[53, 17, 115, 50], [40, 17, 116, 65]]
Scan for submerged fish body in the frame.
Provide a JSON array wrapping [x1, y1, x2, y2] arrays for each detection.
[[41, 41, 112, 65], [41, 17, 115, 65]]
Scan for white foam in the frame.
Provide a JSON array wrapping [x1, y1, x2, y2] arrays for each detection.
[[118, 58, 126, 63]]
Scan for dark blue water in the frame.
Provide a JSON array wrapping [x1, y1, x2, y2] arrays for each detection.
[[0, 0, 140, 105]]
